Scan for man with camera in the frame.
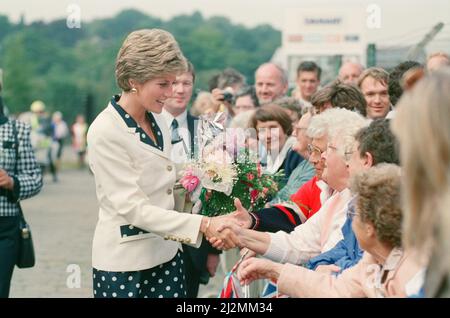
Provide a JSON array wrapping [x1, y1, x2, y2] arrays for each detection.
[[210, 68, 246, 122]]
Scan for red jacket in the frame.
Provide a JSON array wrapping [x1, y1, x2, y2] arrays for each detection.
[[290, 176, 323, 220]]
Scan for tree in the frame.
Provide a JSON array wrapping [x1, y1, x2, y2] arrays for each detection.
[[1, 33, 35, 113], [0, 9, 281, 117]]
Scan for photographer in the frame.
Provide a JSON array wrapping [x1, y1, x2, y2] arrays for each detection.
[[210, 68, 246, 121]]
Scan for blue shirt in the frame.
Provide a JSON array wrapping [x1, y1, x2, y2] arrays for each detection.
[[306, 216, 363, 273]]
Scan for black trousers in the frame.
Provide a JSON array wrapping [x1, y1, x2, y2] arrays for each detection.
[[182, 250, 201, 298], [0, 216, 19, 298]]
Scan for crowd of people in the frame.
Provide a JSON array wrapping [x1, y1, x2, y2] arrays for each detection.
[[14, 101, 88, 181], [0, 27, 449, 298]]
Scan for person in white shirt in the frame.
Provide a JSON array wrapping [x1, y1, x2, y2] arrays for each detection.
[[249, 104, 298, 179], [161, 61, 222, 298], [161, 62, 196, 165]]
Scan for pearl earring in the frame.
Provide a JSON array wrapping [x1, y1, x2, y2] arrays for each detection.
[[131, 87, 137, 93]]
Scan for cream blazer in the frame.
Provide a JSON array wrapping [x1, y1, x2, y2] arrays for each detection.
[[87, 104, 203, 272]]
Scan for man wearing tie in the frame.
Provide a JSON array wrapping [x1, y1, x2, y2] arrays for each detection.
[[161, 61, 221, 298]]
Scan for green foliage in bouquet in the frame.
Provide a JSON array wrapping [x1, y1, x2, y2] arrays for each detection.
[[199, 151, 284, 217]]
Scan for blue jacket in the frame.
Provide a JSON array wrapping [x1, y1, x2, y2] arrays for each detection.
[[282, 149, 303, 184], [306, 217, 363, 273]]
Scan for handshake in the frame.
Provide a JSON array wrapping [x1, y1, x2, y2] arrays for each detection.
[[200, 198, 253, 250]]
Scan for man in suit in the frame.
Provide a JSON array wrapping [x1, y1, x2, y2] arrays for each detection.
[[162, 61, 221, 298]]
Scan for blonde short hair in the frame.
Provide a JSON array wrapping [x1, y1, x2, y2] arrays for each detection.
[[115, 29, 187, 91], [357, 67, 389, 88]]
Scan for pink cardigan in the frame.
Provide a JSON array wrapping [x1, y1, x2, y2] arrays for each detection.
[[277, 248, 423, 298]]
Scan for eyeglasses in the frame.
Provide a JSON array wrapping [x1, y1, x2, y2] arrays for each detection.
[[307, 143, 326, 156]]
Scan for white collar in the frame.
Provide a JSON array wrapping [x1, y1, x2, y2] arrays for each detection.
[[161, 108, 187, 129], [265, 136, 296, 175]]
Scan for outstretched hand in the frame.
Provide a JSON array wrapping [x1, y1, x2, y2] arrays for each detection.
[[229, 198, 252, 229], [237, 257, 283, 286]]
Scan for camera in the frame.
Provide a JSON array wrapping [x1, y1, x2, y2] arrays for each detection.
[[222, 91, 234, 104]]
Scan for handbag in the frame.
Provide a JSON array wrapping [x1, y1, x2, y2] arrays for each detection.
[[16, 204, 36, 268], [12, 119, 36, 268]]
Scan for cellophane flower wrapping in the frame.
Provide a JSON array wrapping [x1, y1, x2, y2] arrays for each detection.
[[179, 112, 283, 217]]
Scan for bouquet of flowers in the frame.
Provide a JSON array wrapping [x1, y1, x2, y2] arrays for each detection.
[[179, 112, 282, 217]]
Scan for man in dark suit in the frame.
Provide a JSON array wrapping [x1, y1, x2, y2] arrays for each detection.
[[162, 61, 221, 298]]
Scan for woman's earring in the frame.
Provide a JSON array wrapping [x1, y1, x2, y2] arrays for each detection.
[[131, 87, 137, 93]]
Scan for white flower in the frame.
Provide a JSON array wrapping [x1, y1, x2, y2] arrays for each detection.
[[199, 151, 237, 196]]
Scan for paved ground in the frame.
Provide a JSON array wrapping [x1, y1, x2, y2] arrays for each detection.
[[9, 149, 226, 298], [9, 167, 98, 297]]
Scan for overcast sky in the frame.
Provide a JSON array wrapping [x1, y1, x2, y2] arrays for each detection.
[[1, 0, 450, 47]]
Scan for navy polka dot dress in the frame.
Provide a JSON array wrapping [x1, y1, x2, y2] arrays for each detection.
[[93, 251, 186, 298]]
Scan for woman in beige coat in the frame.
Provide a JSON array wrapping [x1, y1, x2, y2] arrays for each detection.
[[87, 29, 238, 298]]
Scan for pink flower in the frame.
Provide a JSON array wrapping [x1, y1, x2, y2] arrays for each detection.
[[262, 187, 269, 195], [246, 173, 255, 181], [180, 174, 200, 193]]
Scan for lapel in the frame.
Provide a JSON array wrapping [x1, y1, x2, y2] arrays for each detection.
[[266, 136, 296, 174], [106, 104, 170, 160]]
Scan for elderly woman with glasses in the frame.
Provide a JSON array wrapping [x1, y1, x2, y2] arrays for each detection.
[[237, 164, 424, 297]]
